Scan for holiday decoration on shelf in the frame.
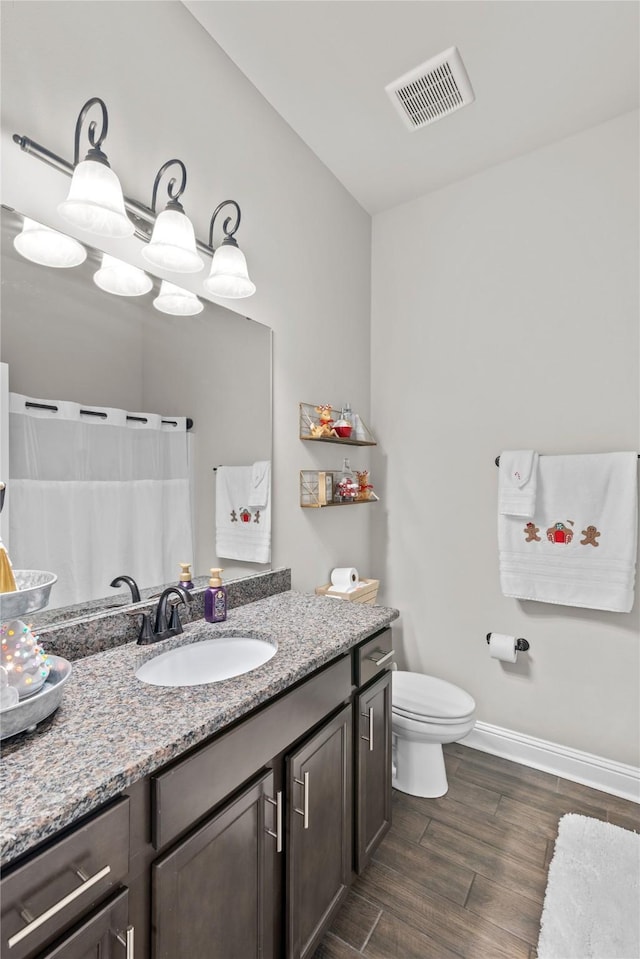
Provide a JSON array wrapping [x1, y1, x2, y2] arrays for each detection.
[[310, 404, 338, 438], [1, 620, 51, 699], [355, 470, 375, 501]]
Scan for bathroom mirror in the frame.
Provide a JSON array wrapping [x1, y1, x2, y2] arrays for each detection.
[[0, 206, 272, 622]]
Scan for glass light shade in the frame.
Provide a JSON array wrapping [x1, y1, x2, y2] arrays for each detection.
[[153, 280, 203, 316], [203, 243, 256, 298], [58, 160, 134, 238], [13, 218, 87, 268], [141, 209, 204, 274], [93, 253, 153, 297]]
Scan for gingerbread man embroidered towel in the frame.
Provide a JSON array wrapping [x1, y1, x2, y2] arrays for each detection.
[[498, 452, 638, 612], [498, 450, 539, 517], [215, 466, 271, 564]]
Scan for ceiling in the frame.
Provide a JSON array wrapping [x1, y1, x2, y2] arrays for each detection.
[[183, 1, 639, 215]]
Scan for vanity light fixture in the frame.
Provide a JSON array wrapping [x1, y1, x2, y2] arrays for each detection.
[[56, 98, 134, 239], [13, 97, 257, 298], [13, 217, 87, 268], [141, 160, 204, 274], [203, 201, 256, 299], [93, 253, 153, 297], [153, 280, 203, 316]]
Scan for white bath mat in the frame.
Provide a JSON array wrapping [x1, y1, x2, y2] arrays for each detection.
[[537, 813, 640, 959]]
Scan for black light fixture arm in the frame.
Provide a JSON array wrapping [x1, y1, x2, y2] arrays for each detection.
[[73, 97, 110, 166], [12, 101, 244, 258], [208, 199, 241, 249], [150, 159, 188, 214]]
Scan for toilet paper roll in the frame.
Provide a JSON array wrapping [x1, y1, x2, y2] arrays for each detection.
[[329, 567, 359, 593], [488, 632, 518, 663]]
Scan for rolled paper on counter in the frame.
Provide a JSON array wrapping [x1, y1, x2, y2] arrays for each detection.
[[488, 632, 518, 663], [329, 567, 359, 593]]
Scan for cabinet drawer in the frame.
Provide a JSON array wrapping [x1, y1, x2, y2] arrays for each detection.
[[152, 655, 353, 850], [354, 628, 394, 688], [39, 888, 129, 959], [1, 798, 129, 959]]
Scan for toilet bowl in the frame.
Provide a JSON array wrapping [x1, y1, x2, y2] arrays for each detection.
[[392, 670, 476, 798]]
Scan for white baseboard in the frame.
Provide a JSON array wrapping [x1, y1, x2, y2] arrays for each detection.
[[462, 721, 640, 804]]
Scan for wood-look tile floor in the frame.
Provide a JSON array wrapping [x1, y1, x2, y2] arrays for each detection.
[[313, 743, 640, 959]]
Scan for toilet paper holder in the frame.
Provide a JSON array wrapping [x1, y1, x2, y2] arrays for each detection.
[[486, 633, 530, 652]]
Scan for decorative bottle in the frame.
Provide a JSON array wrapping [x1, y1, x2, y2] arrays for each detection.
[[179, 562, 194, 590], [333, 404, 353, 439], [204, 568, 227, 623]]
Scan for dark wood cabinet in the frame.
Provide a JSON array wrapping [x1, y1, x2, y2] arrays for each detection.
[[355, 670, 392, 872], [287, 704, 353, 959], [0, 799, 130, 959], [1, 627, 395, 959], [39, 889, 131, 959], [152, 770, 278, 959]]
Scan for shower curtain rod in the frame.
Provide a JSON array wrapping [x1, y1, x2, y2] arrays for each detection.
[[495, 453, 639, 466], [23, 400, 193, 431]]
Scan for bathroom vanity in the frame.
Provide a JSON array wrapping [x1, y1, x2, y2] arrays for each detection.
[[0, 590, 398, 959]]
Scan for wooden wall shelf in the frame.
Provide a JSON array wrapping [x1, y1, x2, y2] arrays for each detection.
[[299, 403, 376, 447]]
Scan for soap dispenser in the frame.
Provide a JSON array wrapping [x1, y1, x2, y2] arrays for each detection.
[[179, 562, 194, 591], [205, 568, 227, 623]]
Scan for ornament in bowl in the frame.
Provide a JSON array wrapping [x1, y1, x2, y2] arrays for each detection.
[[1, 620, 51, 699]]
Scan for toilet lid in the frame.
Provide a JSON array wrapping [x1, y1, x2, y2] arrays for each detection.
[[392, 671, 476, 722]]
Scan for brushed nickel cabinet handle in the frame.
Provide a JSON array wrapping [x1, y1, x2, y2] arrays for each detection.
[[368, 649, 394, 668], [116, 925, 135, 959], [361, 706, 375, 752], [8, 864, 112, 948], [265, 791, 283, 852], [293, 771, 310, 829]]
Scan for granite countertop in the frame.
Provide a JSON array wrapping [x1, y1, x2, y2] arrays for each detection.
[[0, 590, 399, 866]]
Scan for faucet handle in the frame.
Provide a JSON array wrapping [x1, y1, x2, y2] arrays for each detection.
[[137, 613, 155, 645], [167, 600, 184, 634]]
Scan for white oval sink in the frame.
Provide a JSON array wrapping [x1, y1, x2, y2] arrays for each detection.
[[135, 637, 276, 687]]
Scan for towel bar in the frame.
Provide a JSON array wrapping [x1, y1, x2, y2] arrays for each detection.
[[495, 454, 639, 466]]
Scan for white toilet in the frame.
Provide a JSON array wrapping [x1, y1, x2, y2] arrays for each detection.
[[392, 670, 476, 798]]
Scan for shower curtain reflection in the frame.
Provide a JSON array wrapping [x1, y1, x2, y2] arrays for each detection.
[[8, 394, 193, 610]]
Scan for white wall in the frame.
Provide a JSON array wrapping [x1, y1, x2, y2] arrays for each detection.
[[371, 111, 639, 766], [0, 0, 373, 592]]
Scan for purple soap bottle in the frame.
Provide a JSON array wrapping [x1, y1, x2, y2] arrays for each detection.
[[204, 568, 227, 623], [179, 563, 194, 590]]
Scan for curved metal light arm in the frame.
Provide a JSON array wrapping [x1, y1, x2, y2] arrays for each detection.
[[73, 97, 110, 167], [208, 200, 241, 249], [12, 110, 243, 256], [150, 159, 187, 213]]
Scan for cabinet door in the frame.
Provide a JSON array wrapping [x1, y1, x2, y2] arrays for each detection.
[[152, 770, 279, 959], [355, 670, 392, 873], [39, 889, 130, 959], [287, 704, 352, 959]]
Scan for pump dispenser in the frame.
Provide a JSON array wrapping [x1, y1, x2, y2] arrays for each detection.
[[204, 568, 227, 623], [179, 563, 194, 590]]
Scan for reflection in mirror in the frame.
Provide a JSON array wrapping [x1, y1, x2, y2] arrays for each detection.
[[0, 206, 272, 621]]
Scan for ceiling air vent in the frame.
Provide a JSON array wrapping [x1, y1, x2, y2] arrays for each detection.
[[385, 46, 475, 131]]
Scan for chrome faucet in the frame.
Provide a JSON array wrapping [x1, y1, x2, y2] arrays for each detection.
[[137, 586, 192, 645]]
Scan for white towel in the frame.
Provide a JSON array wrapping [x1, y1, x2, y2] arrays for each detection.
[[498, 450, 539, 517], [248, 460, 271, 509], [499, 452, 638, 612], [216, 466, 271, 564]]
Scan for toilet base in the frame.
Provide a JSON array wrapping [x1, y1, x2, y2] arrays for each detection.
[[392, 737, 449, 798]]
